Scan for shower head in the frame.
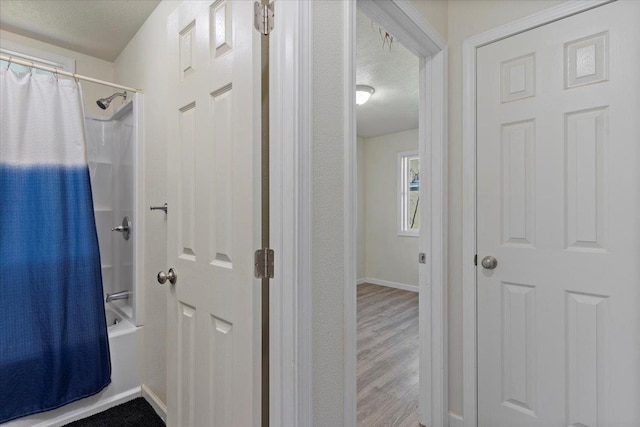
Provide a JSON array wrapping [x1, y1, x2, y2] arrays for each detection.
[[96, 92, 127, 110]]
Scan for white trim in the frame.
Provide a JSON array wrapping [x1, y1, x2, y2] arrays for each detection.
[[297, 3, 314, 424], [344, 2, 358, 426], [351, 2, 448, 427], [421, 46, 448, 427], [269, 0, 313, 426], [357, 278, 419, 293], [449, 411, 464, 427], [461, 2, 613, 427], [141, 384, 167, 423]]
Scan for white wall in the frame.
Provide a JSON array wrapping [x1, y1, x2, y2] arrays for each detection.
[[357, 136, 366, 280], [113, 0, 181, 407], [358, 128, 419, 287], [410, 0, 448, 41], [312, 2, 347, 425], [0, 29, 116, 116]]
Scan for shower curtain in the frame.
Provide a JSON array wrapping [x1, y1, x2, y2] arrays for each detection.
[[0, 69, 111, 423]]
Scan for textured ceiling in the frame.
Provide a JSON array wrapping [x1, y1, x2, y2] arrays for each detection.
[[357, 10, 419, 138], [0, 0, 160, 61]]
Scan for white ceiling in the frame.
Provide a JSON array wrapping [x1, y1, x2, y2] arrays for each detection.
[[0, 0, 160, 62], [356, 10, 419, 138]]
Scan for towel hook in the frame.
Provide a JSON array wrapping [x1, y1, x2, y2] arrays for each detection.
[[150, 203, 168, 214]]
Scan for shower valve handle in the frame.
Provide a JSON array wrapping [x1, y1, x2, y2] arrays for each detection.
[[111, 216, 131, 241]]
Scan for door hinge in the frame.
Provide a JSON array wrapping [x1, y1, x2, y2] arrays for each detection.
[[254, 248, 274, 279], [474, 254, 477, 266], [254, 1, 275, 36]]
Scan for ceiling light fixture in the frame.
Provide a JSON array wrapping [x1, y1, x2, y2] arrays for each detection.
[[356, 85, 375, 105]]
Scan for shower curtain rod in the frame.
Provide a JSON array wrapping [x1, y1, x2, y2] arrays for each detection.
[[1, 54, 143, 93]]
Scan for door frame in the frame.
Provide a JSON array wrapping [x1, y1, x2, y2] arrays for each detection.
[[268, 1, 313, 426], [461, 1, 614, 426], [349, 3, 447, 427], [271, 1, 448, 426]]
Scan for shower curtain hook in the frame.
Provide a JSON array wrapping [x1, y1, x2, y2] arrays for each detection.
[[54, 68, 59, 81], [29, 61, 34, 75], [5, 57, 11, 70]]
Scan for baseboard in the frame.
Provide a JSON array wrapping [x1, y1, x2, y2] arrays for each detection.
[[449, 411, 464, 427], [141, 384, 167, 422], [357, 277, 419, 293]]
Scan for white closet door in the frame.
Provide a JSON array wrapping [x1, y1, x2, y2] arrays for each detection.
[[476, 1, 640, 426]]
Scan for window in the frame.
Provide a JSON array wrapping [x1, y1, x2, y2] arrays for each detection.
[[0, 40, 75, 76], [398, 151, 420, 236]]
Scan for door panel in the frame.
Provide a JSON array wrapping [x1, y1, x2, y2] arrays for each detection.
[[166, 1, 259, 426], [477, 2, 640, 426]]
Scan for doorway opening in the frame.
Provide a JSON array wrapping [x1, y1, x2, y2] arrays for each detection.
[[355, 10, 421, 425], [269, 1, 447, 425], [346, 1, 448, 426]]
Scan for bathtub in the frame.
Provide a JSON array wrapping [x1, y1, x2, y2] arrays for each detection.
[[3, 308, 142, 427]]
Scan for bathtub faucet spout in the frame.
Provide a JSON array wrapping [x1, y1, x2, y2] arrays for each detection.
[[106, 290, 131, 303]]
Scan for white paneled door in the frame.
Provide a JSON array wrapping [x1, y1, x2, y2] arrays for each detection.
[[477, 1, 640, 426], [166, 1, 259, 426]]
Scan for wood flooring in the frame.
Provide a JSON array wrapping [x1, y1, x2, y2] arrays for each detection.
[[357, 283, 420, 427]]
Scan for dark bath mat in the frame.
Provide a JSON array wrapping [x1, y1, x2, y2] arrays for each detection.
[[63, 397, 164, 427]]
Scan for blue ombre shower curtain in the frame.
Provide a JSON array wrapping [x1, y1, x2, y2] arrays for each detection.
[[0, 68, 111, 423]]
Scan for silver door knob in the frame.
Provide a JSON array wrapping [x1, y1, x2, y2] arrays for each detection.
[[481, 256, 498, 270], [157, 268, 177, 284]]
